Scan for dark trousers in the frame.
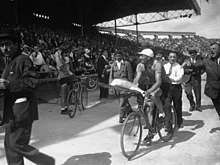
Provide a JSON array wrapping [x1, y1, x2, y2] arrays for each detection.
[[211, 94, 220, 118], [4, 122, 55, 165], [166, 84, 183, 127], [99, 76, 109, 99], [185, 76, 201, 108]]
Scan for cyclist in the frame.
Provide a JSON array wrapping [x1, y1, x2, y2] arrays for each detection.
[[133, 48, 171, 143]]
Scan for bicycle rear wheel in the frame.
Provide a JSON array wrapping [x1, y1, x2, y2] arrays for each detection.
[[67, 90, 78, 118], [157, 105, 177, 142], [80, 86, 88, 111], [120, 112, 142, 160]]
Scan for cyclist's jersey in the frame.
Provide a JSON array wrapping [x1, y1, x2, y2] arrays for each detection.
[[137, 60, 170, 88]]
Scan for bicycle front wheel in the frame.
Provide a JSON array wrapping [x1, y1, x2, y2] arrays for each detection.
[[80, 86, 88, 111], [157, 105, 177, 142], [120, 112, 142, 160], [67, 90, 78, 118]]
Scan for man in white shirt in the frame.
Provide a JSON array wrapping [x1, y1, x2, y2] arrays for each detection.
[[30, 46, 45, 71], [164, 52, 184, 128]]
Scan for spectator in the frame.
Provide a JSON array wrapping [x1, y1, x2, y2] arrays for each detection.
[[109, 53, 133, 123], [21, 44, 32, 57], [182, 43, 220, 120], [164, 52, 184, 128], [40, 57, 57, 78], [0, 28, 55, 165], [182, 49, 204, 112], [56, 49, 74, 115], [97, 49, 110, 99], [30, 45, 45, 71]]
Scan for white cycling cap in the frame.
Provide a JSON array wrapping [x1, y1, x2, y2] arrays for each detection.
[[138, 48, 154, 58]]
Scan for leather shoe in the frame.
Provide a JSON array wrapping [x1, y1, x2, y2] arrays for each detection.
[[143, 133, 154, 144], [195, 106, 202, 112], [119, 117, 124, 123], [61, 109, 69, 115], [189, 106, 195, 112]]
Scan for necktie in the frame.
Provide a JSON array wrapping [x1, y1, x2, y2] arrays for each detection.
[[168, 64, 173, 75]]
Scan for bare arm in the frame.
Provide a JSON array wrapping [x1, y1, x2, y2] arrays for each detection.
[[148, 71, 162, 94], [133, 68, 142, 86], [133, 63, 142, 86]]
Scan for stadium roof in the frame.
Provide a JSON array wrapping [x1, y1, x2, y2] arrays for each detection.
[[1, 0, 200, 26]]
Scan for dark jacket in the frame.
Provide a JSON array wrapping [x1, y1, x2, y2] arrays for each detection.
[[1, 53, 39, 125], [182, 55, 204, 84], [109, 60, 133, 83], [191, 57, 220, 99], [97, 55, 109, 78]]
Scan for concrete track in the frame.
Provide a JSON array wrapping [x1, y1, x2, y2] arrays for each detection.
[[0, 77, 220, 165]]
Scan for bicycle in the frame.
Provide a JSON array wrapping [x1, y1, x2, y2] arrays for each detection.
[[67, 76, 89, 118], [74, 70, 98, 91], [120, 91, 177, 160]]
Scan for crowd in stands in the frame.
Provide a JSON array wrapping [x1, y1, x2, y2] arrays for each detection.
[[138, 35, 220, 60], [8, 24, 138, 78], [0, 23, 220, 79]]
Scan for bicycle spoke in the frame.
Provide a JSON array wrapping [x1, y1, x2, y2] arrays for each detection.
[[120, 112, 142, 159]]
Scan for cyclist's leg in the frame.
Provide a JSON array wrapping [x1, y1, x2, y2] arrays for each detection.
[[119, 91, 126, 123], [137, 83, 147, 107], [152, 88, 165, 116], [143, 100, 155, 143]]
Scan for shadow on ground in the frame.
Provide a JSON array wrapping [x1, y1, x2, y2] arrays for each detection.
[[131, 130, 196, 160], [62, 152, 112, 165], [182, 111, 192, 117], [201, 104, 215, 111], [209, 127, 220, 133], [183, 119, 205, 130]]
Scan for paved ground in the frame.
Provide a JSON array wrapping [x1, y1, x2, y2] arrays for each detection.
[[0, 75, 220, 165]]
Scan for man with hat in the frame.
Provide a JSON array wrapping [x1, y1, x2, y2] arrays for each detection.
[[109, 52, 133, 123], [0, 28, 55, 165], [182, 42, 220, 120], [182, 49, 204, 112]]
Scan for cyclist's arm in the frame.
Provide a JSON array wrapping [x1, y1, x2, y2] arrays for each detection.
[[147, 63, 162, 94], [148, 72, 161, 94], [133, 69, 141, 86], [133, 63, 143, 86]]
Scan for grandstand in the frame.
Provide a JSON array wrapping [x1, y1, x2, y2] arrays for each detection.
[[1, 0, 217, 72], [0, 0, 200, 27]]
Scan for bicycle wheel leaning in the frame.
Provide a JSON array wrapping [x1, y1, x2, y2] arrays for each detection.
[[157, 105, 177, 142], [120, 112, 142, 160], [67, 89, 78, 118], [80, 86, 88, 111]]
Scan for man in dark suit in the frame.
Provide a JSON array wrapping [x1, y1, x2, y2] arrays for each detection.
[[97, 49, 110, 99], [0, 52, 5, 74], [183, 43, 220, 119], [182, 49, 204, 112], [0, 28, 55, 165]]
